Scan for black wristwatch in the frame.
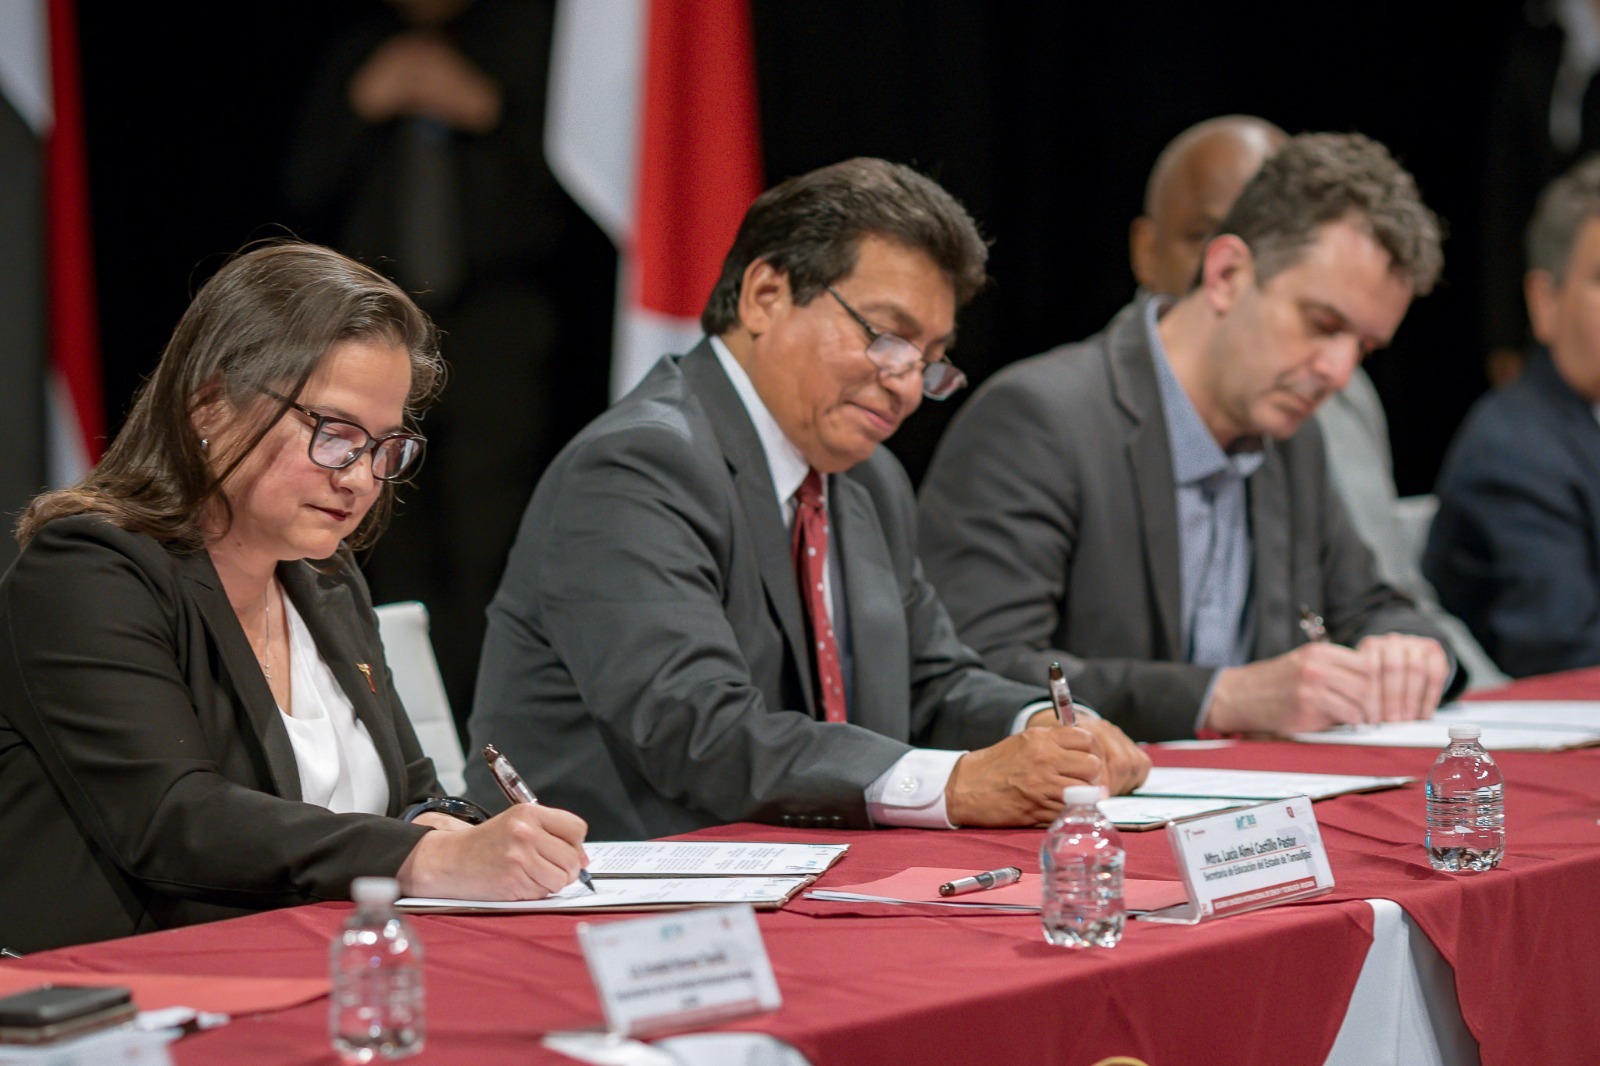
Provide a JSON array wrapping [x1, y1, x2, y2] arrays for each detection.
[[401, 797, 491, 826]]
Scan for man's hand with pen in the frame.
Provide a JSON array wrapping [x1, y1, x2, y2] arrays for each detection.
[[1028, 663, 1149, 798], [1205, 627, 1449, 735], [943, 727, 1103, 826], [946, 663, 1151, 826]]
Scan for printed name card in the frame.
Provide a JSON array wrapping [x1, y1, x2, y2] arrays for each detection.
[[1138, 796, 1333, 925], [576, 904, 782, 1037]]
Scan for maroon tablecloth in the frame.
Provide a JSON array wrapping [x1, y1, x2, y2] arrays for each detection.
[[6, 852, 1373, 1065], [1149, 739, 1600, 1063], [8, 667, 1600, 1064]]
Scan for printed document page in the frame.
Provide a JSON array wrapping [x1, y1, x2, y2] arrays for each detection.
[[398, 877, 812, 913], [1135, 767, 1412, 801], [583, 841, 848, 877]]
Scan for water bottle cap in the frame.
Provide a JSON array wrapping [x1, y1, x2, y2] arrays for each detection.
[[351, 876, 400, 905], [1062, 785, 1101, 806], [1446, 724, 1482, 741]]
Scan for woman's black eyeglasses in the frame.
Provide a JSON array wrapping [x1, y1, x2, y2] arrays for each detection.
[[264, 390, 426, 481]]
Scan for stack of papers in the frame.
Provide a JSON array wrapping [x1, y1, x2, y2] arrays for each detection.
[[1291, 700, 1600, 750], [1135, 767, 1413, 801], [400, 877, 812, 914], [583, 841, 848, 877], [1097, 767, 1414, 829], [398, 841, 848, 914]]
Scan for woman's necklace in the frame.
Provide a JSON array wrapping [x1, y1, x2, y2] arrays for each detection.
[[258, 582, 274, 681]]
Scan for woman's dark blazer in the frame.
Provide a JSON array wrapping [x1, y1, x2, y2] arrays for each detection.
[[0, 515, 440, 952]]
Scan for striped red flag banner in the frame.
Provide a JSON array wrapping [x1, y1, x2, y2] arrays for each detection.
[[44, 0, 102, 484], [547, 0, 763, 399]]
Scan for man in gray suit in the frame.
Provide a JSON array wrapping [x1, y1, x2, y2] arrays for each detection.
[[466, 159, 1148, 839], [920, 133, 1462, 741], [1134, 117, 1505, 690]]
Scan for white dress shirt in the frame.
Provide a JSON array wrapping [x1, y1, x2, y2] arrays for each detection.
[[710, 337, 966, 827]]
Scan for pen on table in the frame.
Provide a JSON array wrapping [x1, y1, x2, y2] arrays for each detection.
[[482, 743, 595, 892], [1048, 661, 1077, 726], [1298, 606, 1329, 643], [938, 866, 1023, 897]]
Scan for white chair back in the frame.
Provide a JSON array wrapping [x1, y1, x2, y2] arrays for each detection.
[[1392, 494, 1439, 580], [373, 601, 467, 795]]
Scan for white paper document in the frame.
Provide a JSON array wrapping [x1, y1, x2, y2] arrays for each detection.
[[1290, 699, 1600, 749], [1437, 700, 1600, 729], [1292, 718, 1600, 751], [1097, 795, 1251, 829], [583, 840, 848, 877], [1135, 767, 1412, 801], [398, 876, 811, 914]]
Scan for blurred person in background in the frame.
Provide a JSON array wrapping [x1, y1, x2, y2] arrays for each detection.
[[286, 0, 602, 723], [1428, 154, 1600, 677]]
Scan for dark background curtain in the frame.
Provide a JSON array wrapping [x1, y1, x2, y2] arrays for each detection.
[[80, 0, 1524, 502]]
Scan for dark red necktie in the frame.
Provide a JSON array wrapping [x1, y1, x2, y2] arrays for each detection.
[[793, 469, 847, 723]]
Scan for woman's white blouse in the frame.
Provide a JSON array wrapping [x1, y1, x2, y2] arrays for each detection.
[[276, 595, 389, 815]]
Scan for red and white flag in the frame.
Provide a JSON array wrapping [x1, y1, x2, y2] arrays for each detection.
[[0, 0, 102, 492], [546, 0, 763, 399]]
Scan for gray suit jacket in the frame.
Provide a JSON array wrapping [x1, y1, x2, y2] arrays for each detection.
[[0, 516, 437, 953], [918, 300, 1460, 740], [465, 341, 1042, 839]]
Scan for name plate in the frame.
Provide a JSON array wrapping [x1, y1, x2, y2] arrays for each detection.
[[576, 904, 782, 1037], [1139, 796, 1333, 925]]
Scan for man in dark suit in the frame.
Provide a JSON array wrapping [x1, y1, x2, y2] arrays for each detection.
[[1426, 154, 1600, 677], [465, 159, 1147, 839], [919, 133, 1462, 741]]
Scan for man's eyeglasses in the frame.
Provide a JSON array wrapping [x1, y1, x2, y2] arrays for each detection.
[[825, 286, 968, 400], [264, 390, 426, 481]]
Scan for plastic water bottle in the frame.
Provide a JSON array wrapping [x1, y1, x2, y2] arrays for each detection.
[[1425, 724, 1505, 873], [330, 876, 425, 1062], [1041, 784, 1126, 948]]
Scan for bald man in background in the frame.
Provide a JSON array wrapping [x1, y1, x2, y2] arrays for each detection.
[[1129, 116, 1288, 299], [1129, 117, 1504, 690]]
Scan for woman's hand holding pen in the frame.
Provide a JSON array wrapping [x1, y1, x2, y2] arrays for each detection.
[[396, 804, 590, 901]]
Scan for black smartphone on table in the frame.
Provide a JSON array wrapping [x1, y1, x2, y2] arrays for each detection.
[[0, 984, 136, 1045]]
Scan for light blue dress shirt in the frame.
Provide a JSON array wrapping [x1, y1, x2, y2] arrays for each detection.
[[1144, 299, 1264, 670]]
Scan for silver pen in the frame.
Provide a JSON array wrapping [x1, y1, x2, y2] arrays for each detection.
[[1298, 605, 1329, 643], [1048, 662, 1077, 726], [482, 744, 595, 892], [939, 866, 1023, 897]]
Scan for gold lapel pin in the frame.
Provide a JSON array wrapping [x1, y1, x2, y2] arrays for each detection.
[[355, 662, 376, 693]]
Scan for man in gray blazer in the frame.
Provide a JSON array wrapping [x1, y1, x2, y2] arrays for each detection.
[[1133, 117, 1505, 690], [920, 133, 1463, 741], [466, 159, 1147, 839]]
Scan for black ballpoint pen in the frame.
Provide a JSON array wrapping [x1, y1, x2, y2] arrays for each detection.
[[482, 743, 596, 892]]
